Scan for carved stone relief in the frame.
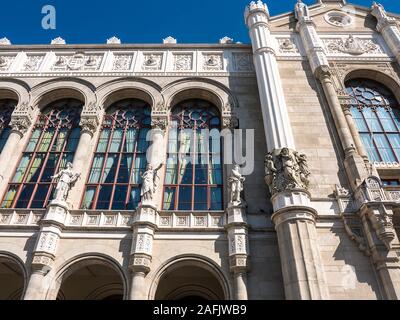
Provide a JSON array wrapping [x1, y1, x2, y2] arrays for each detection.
[[52, 52, 104, 71], [142, 53, 163, 70], [324, 36, 382, 55], [173, 54, 193, 71], [22, 55, 45, 71], [203, 53, 223, 70], [112, 54, 133, 71], [232, 53, 253, 71]]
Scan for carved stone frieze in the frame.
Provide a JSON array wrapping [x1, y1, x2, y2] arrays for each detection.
[[52, 52, 103, 71], [203, 53, 223, 70], [112, 54, 133, 71], [232, 53, 253, 71], [151, 117, 168, 131], [142, 53, 163, 70], [173, 53, 193, 71], [264, 148, 311, 196], [10, 116, 31, 135], [324, 35, 382, 55], [79, 116, 99, 135], [23, 55, 45, 71], [278, 38, 299, 54]]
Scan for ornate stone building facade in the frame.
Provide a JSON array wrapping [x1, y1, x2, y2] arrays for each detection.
[[1, 0, 400, 300]]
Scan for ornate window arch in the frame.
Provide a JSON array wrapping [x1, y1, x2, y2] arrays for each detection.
[[1, 99, 83, 208], [81, 99, 151, 210], [0, 99, 17, 152], [162, 99, 223, 211], [346, 79, 400, 163]]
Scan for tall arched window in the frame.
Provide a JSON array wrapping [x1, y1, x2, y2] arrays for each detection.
[[81, 99, 151, 210], [346, 79, 400, 163], [0, 99, 17, 152], [163, 99, 223, 211], [1, 99, 83, 209]]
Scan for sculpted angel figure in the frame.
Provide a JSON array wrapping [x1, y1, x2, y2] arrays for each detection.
[[280, 148, 298, 185], [296, 153, 311, 186], [228, 164, 245, 205], [141, 163, 163, 203], [295, 0, 310, 21], [51, 162, 81, 202]]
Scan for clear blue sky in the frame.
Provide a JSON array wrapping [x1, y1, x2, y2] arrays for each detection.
[[0, 0, 399, 45]]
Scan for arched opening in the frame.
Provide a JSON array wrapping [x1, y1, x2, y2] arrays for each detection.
[[0, 255, 25, 300], [154, 259, 227, 300], [56, 258, 125, 300]]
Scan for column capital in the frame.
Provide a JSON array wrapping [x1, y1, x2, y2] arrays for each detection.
[[129, 254, 152, 274], [10, 115, 31, 137], [79, 116, 99, 137], [151, 116, 168, 132], [315, 65, 332, 81], [230, 254, 250, 274]]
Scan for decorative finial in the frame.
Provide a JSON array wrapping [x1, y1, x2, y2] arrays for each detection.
[[219, 36, 234, 44], [244, 1, 269, 23], [107, 36, 121, 44], [51, 37, 66, 45], [0, 38, 11, 45], [163, 36, 177, 44]]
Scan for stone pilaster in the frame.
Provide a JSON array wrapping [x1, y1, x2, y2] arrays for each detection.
[[23, 200, 68, 300], [371, 2, 400, 66], [225, 205, 250, 300], [129, 205, 157, 300], [294, 1, 369, 190]]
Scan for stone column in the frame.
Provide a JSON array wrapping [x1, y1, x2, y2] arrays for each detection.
[[244, 1, 295, 149], [294, 0, 369, 190], [245, 1, 329, 300], [225, 205, 250, 300], [371, 2, 400, 66], [129, 205, 157, 300], [67, 116, 99, 209], [23, 200, 67, 300], [0, 116, 31, 198]]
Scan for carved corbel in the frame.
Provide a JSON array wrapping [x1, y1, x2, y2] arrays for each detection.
[[10, 116, 31, 136], [79, 116, 99, 136]]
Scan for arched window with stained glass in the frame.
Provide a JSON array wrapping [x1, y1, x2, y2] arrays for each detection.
[[0, 99, 17, 152], [346, 79, 400, 163], [81, 99, 151, 210], [1, 99, 83, 209], [163, 99, 223, 211]]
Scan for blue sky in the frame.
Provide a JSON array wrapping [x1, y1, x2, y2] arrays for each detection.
[[0, 0, 399, 45]]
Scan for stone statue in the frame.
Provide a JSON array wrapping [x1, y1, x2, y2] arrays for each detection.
[[264, 148, 311, 195], [51, 162, 80, 202], [140, 163, 163, 204], [295, 0, 310, 21], [228, 164, 245, 206], [264, 153, 277, 191], [372, 2, 388, 20]]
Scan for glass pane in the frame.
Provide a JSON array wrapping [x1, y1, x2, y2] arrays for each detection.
[[374, 134, 396, 162], [112, 185, 128, 210], [15, 184, 35, 208], [168, 128, 178, 153], [390, 108, 400, 130], [52, 129, 67, 152], [210, 187, 223, 210], [12, 155, 32, 183], [0, 127, 11, 153], [97, 129, 110, 152], [31, 184, 50, 208], [26, 129, 41, 152], [1, 186, 18, 208], [38, 129, 55, 152], [387, 134, 400, 161], [109, 129, 123, 152], [360, 134, 380, 162], [65, 127, 81, 152], [88, 155, 104, 183], [350, 108, 368, 132], [165, 155, 178, 184], [363, 108, 382, 132], [82, 186, 96, 209], [127, 187, 140, 210], [194, 186, 207, 210], [124, 128, 137, 153], [96, 185, 113, 210], [178, 186, 192, 211], [195, 164, 207, 184], [118, 155, 133, 183], [25, 154, 45, 183], [137, 128, 149, 153], [163, 187, 176, 210], [102, 154, 118, 183], [131, 154, 147, 184], [178, 157, 192, 184], [41, 154, 59, 182]]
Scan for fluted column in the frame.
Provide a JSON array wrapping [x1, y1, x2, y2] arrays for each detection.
[[244, 1, 295, 150], [245, 1, 329, 300], [372, 2, 400, 65]]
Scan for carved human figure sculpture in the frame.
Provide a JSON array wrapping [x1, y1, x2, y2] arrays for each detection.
[[140, 163, 163, 204], [295, 0, 310, 21], [51, 162, 81, 202], [228, 164, 246, 206]]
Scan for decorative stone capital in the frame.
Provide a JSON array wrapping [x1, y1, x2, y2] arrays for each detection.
[[229, 254, 250, 274], [222, 116, 239, 130], [314, 65, 332, 81], [271, 205, 317, 228], [31, 253, 54, 273], [264, 148, 311, 197], [129, 253, 152, 274], [225, 206, 247, 227], [10, 116, 31, 136], [133, 205, 158, 227], [42, 201, 68, 228], [79, 116, 99, 136], [151, 117, 168, 131]]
